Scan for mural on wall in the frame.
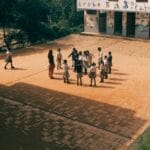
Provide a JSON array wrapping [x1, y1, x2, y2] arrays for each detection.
[[77, 0, 150, 13], [85, 14, 97, 29], [136, 13, 149, 35], [107, 12, 114, 28], [84, 12, 99, 33]]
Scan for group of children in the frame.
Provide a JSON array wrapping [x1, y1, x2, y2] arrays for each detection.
[[48, 47, 113, 87]]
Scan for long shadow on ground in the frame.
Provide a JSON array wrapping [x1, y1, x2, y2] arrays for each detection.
[[0, 83, 148, 150]]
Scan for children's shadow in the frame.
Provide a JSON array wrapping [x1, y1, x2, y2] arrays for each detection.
[[54, 72, 63, 75], [112, 72, 128, 76], [53, 77, 75, 82], [110, 78, 127, 82], [81, 84, 114, 89], [99, 85, 115, 89], [112, 68, 119, 72], [12, 67, 27, 71], [105, 81, 122, 85]]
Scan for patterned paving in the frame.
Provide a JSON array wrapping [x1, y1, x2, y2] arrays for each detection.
[[0, 83, 146, 150], [0, 97, 128, 150]]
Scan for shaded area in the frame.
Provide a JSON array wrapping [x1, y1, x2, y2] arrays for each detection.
[[0, 83, 146, 140]]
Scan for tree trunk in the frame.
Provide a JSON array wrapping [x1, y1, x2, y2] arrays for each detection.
[[2, 24, 10, 51]]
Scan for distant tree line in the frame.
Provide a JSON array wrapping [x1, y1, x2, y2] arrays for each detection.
[[0, 0, 83, 50]]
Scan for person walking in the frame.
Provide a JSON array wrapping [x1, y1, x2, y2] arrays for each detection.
[[4, 49, 15, 69], [48, 50, 55, 79]]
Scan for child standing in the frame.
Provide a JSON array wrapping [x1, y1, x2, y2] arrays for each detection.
[[76, 60, 83, 86], [97, 47, 103, 69], [82, 51, 88, 75], [56, 48, 63, 70], [63, 60, 70, 83], [104, 55, 108, 79], [99, 61, 105, 83], [107, 51, 113, 74], [88, 63, 97, 87]]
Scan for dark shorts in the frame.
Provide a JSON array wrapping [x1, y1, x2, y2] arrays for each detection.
[[89, 72, 96, 78]]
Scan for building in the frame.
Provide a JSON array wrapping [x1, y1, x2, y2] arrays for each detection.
[[77, 0, 150, 39]]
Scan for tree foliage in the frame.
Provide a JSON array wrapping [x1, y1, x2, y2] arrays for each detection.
[[0, 0, 83, 47]]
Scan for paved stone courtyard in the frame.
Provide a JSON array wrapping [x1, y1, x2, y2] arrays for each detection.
[[0, 34, 150, 150]]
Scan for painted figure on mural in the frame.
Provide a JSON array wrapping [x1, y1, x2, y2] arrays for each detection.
[[123, 0, 128, 9], [98, 2, 100, 7], [114, 3, 120, 9], [93, 2, 96, 7], [106, 2, 109, 8]]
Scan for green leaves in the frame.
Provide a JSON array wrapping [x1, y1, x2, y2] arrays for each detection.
[[0, 0, 83, 45]]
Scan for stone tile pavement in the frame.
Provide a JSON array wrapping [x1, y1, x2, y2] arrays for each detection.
[[0, 96, 128, 150], [0, 83, 147, 150]]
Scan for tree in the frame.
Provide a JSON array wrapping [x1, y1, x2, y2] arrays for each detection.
[[16, 0, 50, 43], [0, 0, 17, 50], [0, 0, 83, 47]]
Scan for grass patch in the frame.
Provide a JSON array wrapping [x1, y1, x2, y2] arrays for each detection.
[[129, 128, 150, 150]]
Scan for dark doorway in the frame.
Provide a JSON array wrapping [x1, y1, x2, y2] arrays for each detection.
[[127, 13, 135, 37], [99, 12, 107, 33], [114, 12, 122, 35]]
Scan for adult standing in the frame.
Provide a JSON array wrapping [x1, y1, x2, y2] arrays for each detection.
[[48, 49, 55, 79], [4, 49, 15, 69], [68, 48, 76, 67]]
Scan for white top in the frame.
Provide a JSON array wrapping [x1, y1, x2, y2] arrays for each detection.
[[104, 58, 108, 65], [98, 51, 103, 59], [90, 65, 96, 73], [63, 64, 69, 72], [79, 55, 83, 61], [56, 52, 63, 60], [6, 51, 12, 58], [82, 55, 89, 62]]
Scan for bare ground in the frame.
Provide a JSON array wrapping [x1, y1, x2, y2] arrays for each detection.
[[0, 34, 150, 150]]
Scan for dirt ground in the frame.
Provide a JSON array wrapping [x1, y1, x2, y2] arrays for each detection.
[[0, 34, 150, 149]]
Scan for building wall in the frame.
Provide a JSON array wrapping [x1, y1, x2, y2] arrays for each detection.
[[122, 12, 127, 36], [83, 10, 150, 39], [106, 11, 114, 35], [135, 13, 150, 38], [84, 11, 99, 33]]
